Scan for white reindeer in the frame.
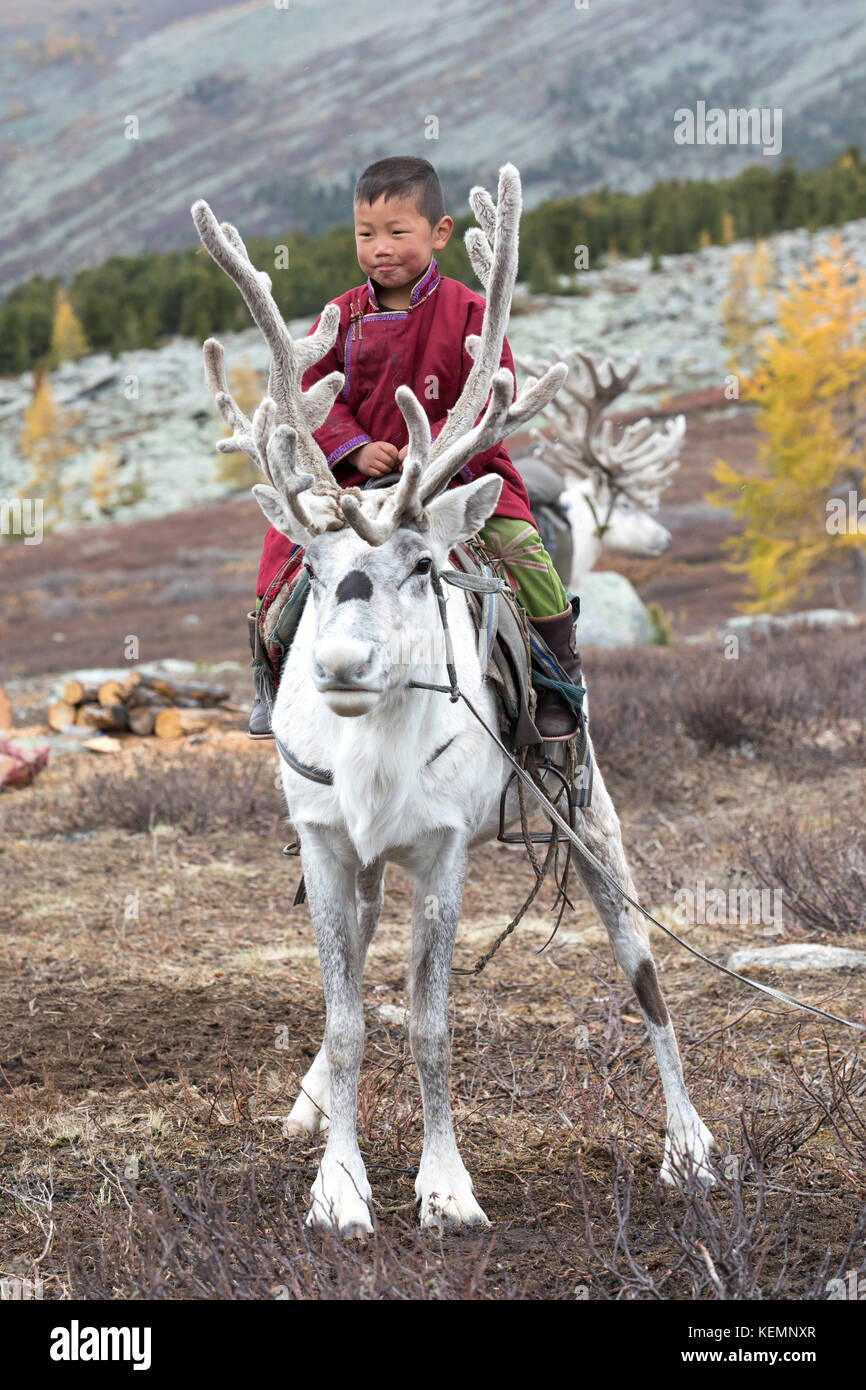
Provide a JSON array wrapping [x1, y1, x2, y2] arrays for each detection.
[[517, 348, 685, 591], [192, 166, 715, 1237]]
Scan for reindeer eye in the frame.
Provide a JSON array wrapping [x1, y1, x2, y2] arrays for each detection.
[[303, 562, 317, 582], [413, 556, 432, 576]]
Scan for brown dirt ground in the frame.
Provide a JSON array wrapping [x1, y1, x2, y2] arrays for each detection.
[[0, 720, 863, 1299]]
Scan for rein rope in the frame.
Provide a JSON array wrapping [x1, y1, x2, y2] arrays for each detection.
[[413, 565, 866, 1033]]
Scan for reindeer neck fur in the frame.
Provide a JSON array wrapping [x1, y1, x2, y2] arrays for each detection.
[[560, 479, 604, 587], [272, 537, 506, 867]]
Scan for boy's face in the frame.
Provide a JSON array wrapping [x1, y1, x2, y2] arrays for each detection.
[[353, 193, 453, 296]]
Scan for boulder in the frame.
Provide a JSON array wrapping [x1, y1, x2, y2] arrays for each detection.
[[728, 943, 866, 972], [574, 571, 654, 647], [719, 609, 860, 653]]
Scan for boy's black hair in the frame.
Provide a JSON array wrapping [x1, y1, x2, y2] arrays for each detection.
[[354, 156, 445, 227]]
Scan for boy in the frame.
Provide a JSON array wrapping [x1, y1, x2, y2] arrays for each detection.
[[247, 156, 581, 740]]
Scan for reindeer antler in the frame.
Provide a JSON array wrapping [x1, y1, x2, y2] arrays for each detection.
[[334, 165, 567, 540], [518, 345, 684, 510], [191, 200, 347, 541], [392, 165, 567, 520], [192, 166, 567, 548]]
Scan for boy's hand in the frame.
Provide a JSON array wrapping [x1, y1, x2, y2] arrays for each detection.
[[353, 441, 401, 477]]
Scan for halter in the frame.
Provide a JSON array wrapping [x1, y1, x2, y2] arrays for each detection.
[[581, 480, 622, 540], [272, 561, 503, 778]]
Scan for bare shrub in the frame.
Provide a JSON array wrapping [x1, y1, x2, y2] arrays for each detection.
[[674, 657, 793, 750], [5, 749, 287, 838], [741, 800, 866, 935], [585, 626, 866, 766], [56, 1157, 520, 1301], [566, 1141, 866, 1300]]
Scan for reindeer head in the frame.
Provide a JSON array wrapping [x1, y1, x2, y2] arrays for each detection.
[[558, 474, 672, 558], [192, 166, 566, 716]]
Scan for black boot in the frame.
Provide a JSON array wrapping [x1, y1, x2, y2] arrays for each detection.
[[529, 606, 584, 742], [247, 611, 274, 740]]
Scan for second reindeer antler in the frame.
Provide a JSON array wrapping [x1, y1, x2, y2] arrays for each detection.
[[518, 346, 685, 510]]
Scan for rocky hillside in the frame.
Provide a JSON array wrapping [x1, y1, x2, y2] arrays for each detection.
[[1, 215, 864, 531], [2, 0, 865, 294]]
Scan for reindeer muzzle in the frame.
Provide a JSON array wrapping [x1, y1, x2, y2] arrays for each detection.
[[312, 636, 383, 712]]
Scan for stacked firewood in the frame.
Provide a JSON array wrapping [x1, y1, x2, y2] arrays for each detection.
[[47, 673, 236, 740]]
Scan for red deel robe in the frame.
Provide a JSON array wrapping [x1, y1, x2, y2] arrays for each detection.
[[256, 258, 534, 594]]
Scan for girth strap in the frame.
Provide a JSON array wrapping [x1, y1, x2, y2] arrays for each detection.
[[275, 728, 456, 785], [273, 732, 334, 785]]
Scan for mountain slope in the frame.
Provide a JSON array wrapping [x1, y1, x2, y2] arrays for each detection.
[[1, 0, 864, 295]]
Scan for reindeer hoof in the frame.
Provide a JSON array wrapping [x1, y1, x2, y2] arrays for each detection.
[[284, 1093, 330, 1138], [416, 1157, 490, 1231], [307, 1155, 373, 1236], [660, 1115, 717, 1190]]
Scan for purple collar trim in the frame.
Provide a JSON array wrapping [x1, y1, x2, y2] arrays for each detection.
[[365, 258, 440, 312]]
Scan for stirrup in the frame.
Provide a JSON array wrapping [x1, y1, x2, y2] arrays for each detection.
[[497, 761, 576, 844]]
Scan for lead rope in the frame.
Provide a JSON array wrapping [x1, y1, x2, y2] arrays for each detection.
[[409, 566, 865, 1032]]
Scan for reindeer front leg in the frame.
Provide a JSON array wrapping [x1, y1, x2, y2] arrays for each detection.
[[409, 833, 490, 1231], [299, 825, 373, 1237], [286, 860, 384, 1138]]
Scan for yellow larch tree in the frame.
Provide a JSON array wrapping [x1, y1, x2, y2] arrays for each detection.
[[49, 288, 90, 366], [18, 372, 82, 524], [89, 442, 121, 513], [711, 235, 866, 610], [721, 239, 774, 377]]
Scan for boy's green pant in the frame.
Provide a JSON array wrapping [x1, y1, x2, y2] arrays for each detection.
[[254, 519, 567, 622], [477, 517, 568, 618]]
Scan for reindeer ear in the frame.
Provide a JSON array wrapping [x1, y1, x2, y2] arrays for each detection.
[[425, 475, 503, 550], [252, 484, 312, 548]]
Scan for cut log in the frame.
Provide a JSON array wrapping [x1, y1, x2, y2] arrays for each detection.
[[48, 699, 79, 732], [98, 680, 126, 709], [154, 707, 227, 740], [127, 706, 157, 736], [83, 738, 123, 755], [125, 673, 229, 706], [122, 683, 167, 709], [122, 684, 208, 711], [0, 685, 11, 730], [76, 703, 129, 732], [62, 679, 101, 705]]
